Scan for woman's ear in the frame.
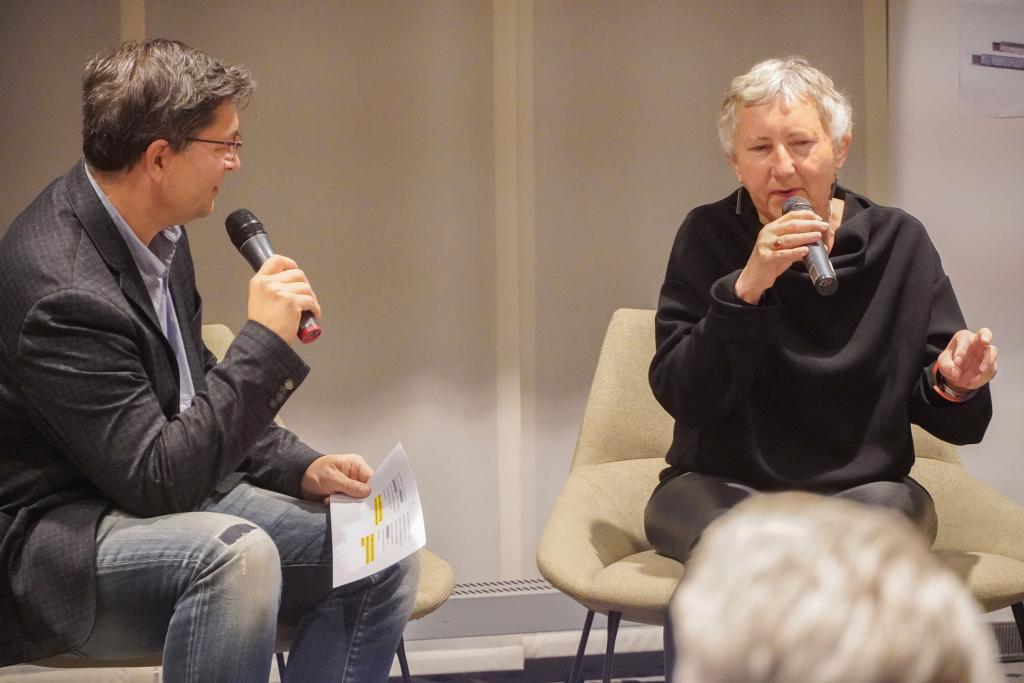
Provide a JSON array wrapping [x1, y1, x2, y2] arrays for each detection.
[[728, 153, 743, 183], [834, 133, 852, 170]]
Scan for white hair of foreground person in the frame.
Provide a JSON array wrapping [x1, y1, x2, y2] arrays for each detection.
[[671, 492, 1003, 683], [717, 56, 853, 157]]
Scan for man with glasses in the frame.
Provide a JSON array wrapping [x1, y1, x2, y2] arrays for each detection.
[[0, 39, 418, 681]]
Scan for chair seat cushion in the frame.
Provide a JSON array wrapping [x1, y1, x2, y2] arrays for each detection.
[[584, 550, 684, 625], [580, 548, 1024, 624], [413, 548, 455, 620], [559, 549, 1024, 625]]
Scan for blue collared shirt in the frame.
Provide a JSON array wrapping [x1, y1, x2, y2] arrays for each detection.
[[85, 165, 196, 412]]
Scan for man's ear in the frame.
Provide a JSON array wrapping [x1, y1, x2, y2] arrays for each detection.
[[143, 139, 172, 179]]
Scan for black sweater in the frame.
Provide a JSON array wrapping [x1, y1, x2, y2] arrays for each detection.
[[650, 187, 992, 491]]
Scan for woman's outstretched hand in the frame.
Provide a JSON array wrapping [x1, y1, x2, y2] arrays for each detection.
[[936, 328, 998, 392]]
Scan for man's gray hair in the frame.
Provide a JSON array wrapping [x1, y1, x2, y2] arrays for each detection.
[[717, 56, 852, 157], [82, 39, 255, 172], [672, 493, 1002, 683]]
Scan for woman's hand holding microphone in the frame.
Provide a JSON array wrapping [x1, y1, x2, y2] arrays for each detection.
[[734, 209, 830, 304]]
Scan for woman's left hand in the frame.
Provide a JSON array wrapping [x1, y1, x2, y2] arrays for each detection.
[[936, 328, 998, 392]]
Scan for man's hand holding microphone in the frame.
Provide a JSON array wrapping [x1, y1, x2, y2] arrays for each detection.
[[227, 208, 372, 504], [227, 208, 323, 344], [248, 254, 321, 345]]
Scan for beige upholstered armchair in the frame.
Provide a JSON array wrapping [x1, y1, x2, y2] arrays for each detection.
[[21, 324, 454, 683], [537, 308, 1024, 683]]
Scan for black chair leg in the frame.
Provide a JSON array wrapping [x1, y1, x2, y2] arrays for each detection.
[[397, 637, 412, 683], [602, 611, 621, 683], [275, 651, 287, 677], [1012, 602, 1024, 650], [568, 609, 595, 683]]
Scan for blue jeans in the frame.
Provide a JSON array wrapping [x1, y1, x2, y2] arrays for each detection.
[[74, 481, 420, 682]]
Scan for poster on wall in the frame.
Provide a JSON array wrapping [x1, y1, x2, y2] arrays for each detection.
[[960, 0, 1024, 117]]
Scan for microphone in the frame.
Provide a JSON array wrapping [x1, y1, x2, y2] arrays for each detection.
[[225, 209, 322, 343], [782, 195, 837, 296]]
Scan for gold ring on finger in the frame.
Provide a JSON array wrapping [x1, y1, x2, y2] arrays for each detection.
[[774, 236, 783, 250]]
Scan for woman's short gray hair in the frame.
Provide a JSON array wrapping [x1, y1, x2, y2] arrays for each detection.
[[671, 493, 1003, 683], [717, 56, 852, 157], [82, 39, 255, 172]]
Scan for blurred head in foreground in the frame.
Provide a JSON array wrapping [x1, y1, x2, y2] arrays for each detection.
[[670, 492, 1002, 683]]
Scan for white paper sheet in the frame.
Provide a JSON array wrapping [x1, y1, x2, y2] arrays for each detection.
[[329, 442, 426, 586]]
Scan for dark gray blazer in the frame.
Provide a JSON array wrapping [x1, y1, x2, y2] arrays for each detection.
[[0, 160, 321, 665]]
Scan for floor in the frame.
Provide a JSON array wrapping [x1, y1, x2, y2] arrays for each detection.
[[5, 657, 1022, 682], [389, 658, 1024, 682]]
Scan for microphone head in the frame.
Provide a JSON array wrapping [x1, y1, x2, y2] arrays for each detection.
[[225, 209, 266, 250], [782, 196, 813, 214]]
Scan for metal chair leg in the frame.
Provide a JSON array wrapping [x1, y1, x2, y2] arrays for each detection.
[[275, 651, 287, 677], [602, 610, 621, 683], [1012, 602, 1024, 650], [568, 609, 596, 683], [397, 637, 412, 683]]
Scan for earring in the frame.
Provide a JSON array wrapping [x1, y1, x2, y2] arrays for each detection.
[[735, 185, 743, 215]]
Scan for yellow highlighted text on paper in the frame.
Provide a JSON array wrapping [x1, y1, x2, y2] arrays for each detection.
[[360, 534, 375, 564]]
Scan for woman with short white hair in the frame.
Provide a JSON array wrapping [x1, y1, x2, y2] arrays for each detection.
[[645, 56, 998, 563], [670, 493, 1003, 683]]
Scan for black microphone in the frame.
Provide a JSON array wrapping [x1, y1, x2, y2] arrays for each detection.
[[225, 209, 322, 343], [782, 195, 837, 296]]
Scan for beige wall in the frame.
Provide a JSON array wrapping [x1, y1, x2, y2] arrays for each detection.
[[888, 0, 1024, 501], [0, 0, 120, 230], [3, 1, 882, 583], [146, 0, 502, 580]]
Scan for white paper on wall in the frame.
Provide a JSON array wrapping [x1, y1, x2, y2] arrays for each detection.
[[960, 0, 1024, 117]]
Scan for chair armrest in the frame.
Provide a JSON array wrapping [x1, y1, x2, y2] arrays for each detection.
[[912, 458, 1024, 562]]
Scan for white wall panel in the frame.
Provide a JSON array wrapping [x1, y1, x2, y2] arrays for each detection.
[[889, 0, 1024, 499]]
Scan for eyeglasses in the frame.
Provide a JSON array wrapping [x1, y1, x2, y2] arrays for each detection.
[[186, 136, 243, 161]]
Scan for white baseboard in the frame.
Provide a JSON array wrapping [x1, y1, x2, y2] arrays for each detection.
[[389, 625, 663, 676], [985, 607, 1013, 622], [389, 636, 524, 677], [524, 626, 663, 659]]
